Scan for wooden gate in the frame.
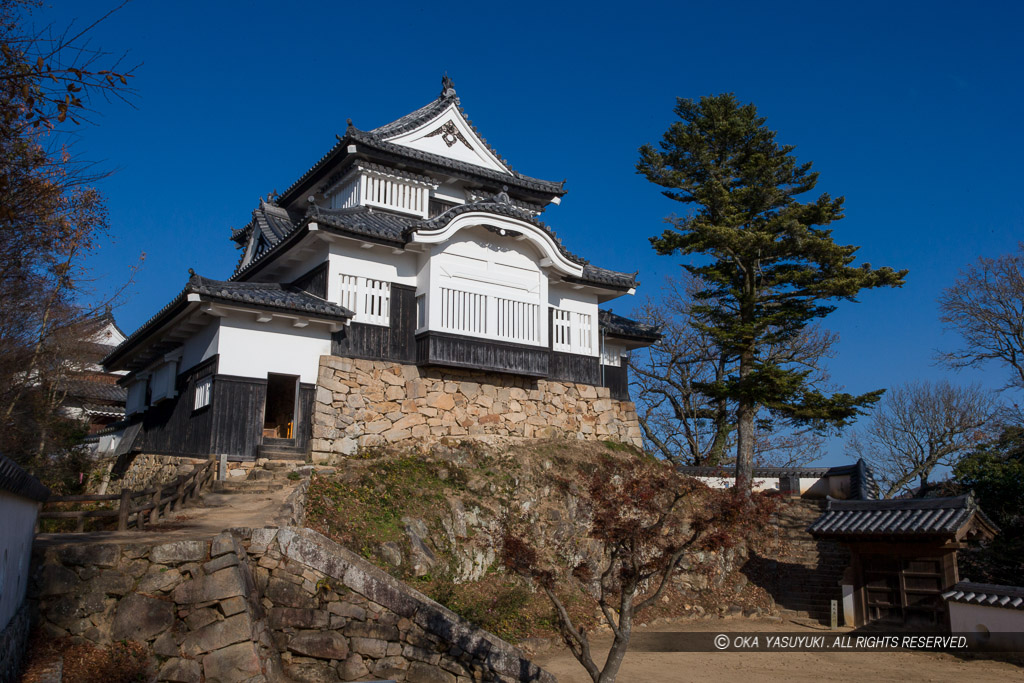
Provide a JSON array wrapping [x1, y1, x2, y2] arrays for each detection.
[[860, 552, 954, 625]]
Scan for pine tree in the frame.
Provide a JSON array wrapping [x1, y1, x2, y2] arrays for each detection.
[[637, 94, 907, 493]]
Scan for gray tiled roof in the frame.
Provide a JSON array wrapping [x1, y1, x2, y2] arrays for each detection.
[[347, 128, 565, 196], [278, 80, 566, 206], [807, 494, 998, 539], [189, 275, 353, 319], [943, 582, 1024, 609], [58, 378, 127, 403], [598, 310, 661, 341], [82, 402, 126, 417], [572, 266, 638, 291], [103, 273, 353, 369], [0, 453, 50, 502], [315, 206, 413, 243]]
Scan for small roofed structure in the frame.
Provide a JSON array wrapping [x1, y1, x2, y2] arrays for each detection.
[[809, 494, 998, 627], [678, 458, 879, 500]]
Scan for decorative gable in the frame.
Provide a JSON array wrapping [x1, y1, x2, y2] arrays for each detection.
[[381, 103, 512, 176]]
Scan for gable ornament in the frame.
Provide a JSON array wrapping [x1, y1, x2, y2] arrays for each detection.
[[425, 120, 473, 150]]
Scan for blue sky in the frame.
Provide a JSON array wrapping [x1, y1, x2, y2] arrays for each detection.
[[38, 1, 1024, 463]]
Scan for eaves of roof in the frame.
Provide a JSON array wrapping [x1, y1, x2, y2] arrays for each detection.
[[0, 453, 50, 502], [279, 129, 566, 208], [598, 309, 662, 342], [806, 494, 999, 540], [102, 273, 353, 371], [942, 582, 1024, 609]]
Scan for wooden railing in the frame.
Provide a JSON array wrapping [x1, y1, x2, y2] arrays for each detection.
[[38, 460, 216, 532]]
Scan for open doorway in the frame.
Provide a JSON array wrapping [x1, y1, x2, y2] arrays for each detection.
[[263, 373, 298, 439]]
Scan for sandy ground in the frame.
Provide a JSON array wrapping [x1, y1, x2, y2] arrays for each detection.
[[532, 617, 1023, 683]]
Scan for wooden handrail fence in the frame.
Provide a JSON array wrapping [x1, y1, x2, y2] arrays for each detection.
[[38, 460, 216, 532]]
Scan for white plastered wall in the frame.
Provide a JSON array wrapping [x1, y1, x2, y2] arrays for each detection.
[[327, 239, 418, 305], [0, 491, 37, 631], [216, 316, 331, 384], [428, 228, 548, 346], [948, 602, 1024, 651], [180, 319, 220, 373]]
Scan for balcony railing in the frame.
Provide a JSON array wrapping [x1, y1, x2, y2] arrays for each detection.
[[437, 287, 540, 345]]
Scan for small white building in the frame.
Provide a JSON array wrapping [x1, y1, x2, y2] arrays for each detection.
[[101, 77, 659, 462], [0, 455, 49, 682], [943, 581, 1024, 652]]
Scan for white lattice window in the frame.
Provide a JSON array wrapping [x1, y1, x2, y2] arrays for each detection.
[[552, 308, 594, 355], [575, 312, 593, 354], [552, 309, 572, 352], [339, 275, 391, 326], [416, 294, 427, 330], [495, 297, 540, 344], [193, 376, 212, 410], [440, 287, 487, 335]]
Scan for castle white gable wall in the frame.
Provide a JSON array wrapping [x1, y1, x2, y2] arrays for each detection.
[[383, 104, 511, 175]]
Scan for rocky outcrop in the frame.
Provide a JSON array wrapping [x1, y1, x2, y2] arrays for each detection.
[[311, 356, 643, 463], [31, 528, 554, 683]]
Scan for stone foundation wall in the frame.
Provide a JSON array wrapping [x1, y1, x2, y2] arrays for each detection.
[[312, 356, 643, 463], [105, 454, 208, 495], [32, 527, 553, 683]]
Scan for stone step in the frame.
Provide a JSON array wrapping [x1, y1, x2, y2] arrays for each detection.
[[213, 481, 284, 494], [257, 448, 307, 462]]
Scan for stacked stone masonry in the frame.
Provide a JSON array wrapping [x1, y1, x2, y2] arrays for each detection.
[[312, 356, 643, 463], [31, 527, 553, 683]]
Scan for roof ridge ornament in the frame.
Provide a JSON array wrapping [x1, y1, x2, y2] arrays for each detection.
[[441, 73, 456, 99]]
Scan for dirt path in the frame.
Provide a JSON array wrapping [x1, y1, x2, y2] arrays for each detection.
[[34, 477, 300, 548], [532, 617, 1023, 683]]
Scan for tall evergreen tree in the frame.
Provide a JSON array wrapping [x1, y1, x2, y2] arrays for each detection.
[[637, 94, 907, 493]]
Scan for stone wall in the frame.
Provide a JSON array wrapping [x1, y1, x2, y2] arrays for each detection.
[[0, 603, 30, 683], [32, 527, 553, 683], [105, 454, 208, 495], [312, 356, 643, 463]]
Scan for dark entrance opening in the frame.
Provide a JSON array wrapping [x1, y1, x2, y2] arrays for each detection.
[[263, 373, 298, 439]]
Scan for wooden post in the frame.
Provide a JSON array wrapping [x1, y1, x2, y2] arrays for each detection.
[[174, 475, 186, 512], [117, 489, 130, 531], [830, 600, 838, 630], [150, 487, 161, 525]]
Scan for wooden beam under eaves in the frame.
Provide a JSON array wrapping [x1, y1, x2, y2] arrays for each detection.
[[255, 312, 273, 323]]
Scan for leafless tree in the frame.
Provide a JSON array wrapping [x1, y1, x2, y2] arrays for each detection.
[[938, 246, 1024, 391], [846, 380, 996, 498], [0, 0, 138, 469], [629, 275, 838, 466]]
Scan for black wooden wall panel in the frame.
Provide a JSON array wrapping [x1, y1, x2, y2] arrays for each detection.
[[549, 351, 601, 385], [601, 364, 630, 401], [136, 357, 217, 458], [330, 284, 416, 363], [416, 332, 550, 377], [289, 261, 328, 299], [209, 375, 267, 460], [295, 383, 315, 451]]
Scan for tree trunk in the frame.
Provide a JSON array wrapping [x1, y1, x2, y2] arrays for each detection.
[[735, 348, 755, 496]]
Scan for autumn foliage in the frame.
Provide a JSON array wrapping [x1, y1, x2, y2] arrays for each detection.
[[502, 455, 777, 683]]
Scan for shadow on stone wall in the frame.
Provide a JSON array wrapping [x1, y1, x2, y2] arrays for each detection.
[[31, 526, 554, 683]]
